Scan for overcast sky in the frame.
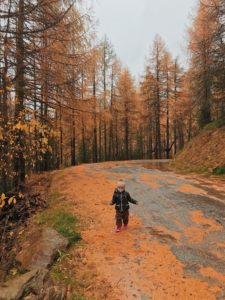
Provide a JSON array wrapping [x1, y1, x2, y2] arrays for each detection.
[[89, 0, 198, 79]]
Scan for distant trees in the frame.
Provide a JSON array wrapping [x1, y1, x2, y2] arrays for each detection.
[[116, 69, 138, 160], [140, 36, 184, 159], [188, 0, 225, 127], [139, 0, 224, 161], [138, 0, 225, 161]]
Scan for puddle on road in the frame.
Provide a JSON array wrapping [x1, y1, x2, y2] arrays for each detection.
[[191, 211, 223, 229], [142, 160, 171, 172], [145, 226, 178, 243], [182, 210, 224, 244], [140, 174, 162, 189], [176, 183, 207, 195], [200, 267, 225, 285]]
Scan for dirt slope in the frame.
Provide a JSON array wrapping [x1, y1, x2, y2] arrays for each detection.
[[172, 127, 225, 173]]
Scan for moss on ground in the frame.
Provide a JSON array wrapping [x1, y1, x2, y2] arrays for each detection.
[[36, 190, 81, 245], [37, 210, 81, 245]]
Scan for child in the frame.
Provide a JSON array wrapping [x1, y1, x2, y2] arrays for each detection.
[[110, 179, 138, 232]]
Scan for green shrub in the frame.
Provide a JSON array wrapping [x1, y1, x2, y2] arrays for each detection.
[[204, 119, 225, 130], [212, 165, 225, 175]]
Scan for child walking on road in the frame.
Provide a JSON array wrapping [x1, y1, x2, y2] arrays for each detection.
[[110, 179, 138, 232]]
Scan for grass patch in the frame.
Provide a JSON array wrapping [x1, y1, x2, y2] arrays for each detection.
[[35, 190, 85, 295], [187, 166, 209, 173], [170, 162, 209, 174], [50, 248, 74, 285], [212, 165, 225, 176], [51, 269, 73, 285], [70, 294, 87, 300], [37, 211, 81, 245], [50, 248, 89, 293], [35, 190, 81, 245], [204, 119, 225, 130], [47, 191, 63, 206]]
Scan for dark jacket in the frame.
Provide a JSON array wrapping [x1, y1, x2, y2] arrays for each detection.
[[110, 188, 137, 212]]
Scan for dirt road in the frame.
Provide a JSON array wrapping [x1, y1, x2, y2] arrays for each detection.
[[51, 161, 225, 300]]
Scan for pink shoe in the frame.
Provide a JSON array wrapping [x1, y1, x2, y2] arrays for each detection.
[[124, 225, 128, 229], [115, 226, 121, 232]]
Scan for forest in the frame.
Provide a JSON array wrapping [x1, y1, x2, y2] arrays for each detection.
[[0, 0, 224, 193]]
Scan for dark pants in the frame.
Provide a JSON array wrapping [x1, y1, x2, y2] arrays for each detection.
[[116, 210, 129, 227]]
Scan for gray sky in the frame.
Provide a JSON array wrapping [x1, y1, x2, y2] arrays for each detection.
[[90, 0, 198, 79]]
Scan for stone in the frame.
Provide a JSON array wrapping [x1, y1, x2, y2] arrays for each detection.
[[23, 294, 38, 300], [1, 228, 69, 300], [16, 228, 69, 271], [41, 286, 67, 300], [0, 269, 48, 300]]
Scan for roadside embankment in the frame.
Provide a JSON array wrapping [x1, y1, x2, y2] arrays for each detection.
[[171, 126, 225, 176]]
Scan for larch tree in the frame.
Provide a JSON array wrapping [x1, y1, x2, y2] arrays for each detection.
[[116, 69, 138, 160], [0, 0, 94, 192], [188, 0, 215, 128]]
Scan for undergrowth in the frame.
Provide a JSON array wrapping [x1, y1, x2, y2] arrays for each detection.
[[212, 165, 225, 176], [36, 190, 85, 296], [204, 119, 225, 130], [70, 294, 87, 300]]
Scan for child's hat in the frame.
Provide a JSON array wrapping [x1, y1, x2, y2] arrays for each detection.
[[117, 179, 125, 188]]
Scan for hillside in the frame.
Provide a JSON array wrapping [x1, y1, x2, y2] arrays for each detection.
[[172, 126, 225, 174]]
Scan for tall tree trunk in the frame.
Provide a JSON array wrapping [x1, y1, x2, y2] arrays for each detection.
[[103, 44, 107, 161], [1, 30, 11, 191], [173, 60, 178, 156], [99, 113, 102, 162], [156, 48, 162, 159], [115, 113, 119, 160], [71, 109, 76, 166], [81, 117, 86, 163], [14, 0, 25, 189], [166, 69, 170, 159], [59, 103, 63, 166], [92, 73, 98, 163], [108, 69, 114, 161], [188, 112, 193, 142], [125, 115, 129, 160], [148, 121, 153, 159]]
